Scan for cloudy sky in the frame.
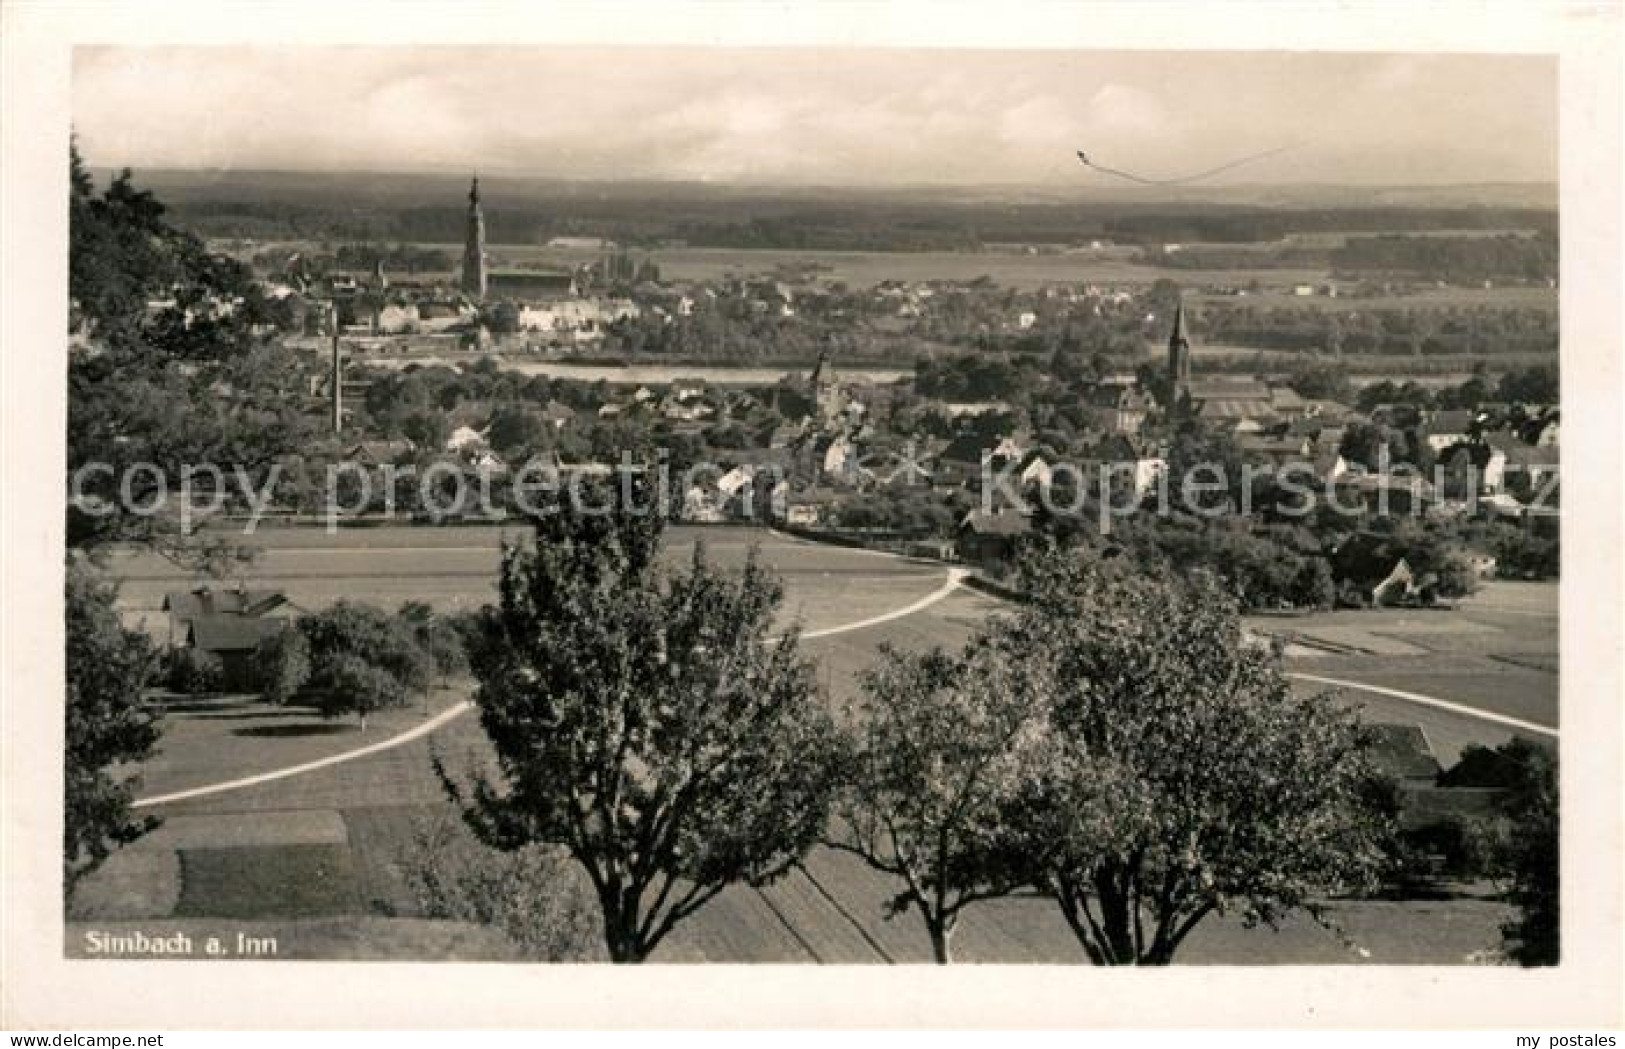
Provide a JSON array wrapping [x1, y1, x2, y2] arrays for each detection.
[[72, 47, 1556, 186]]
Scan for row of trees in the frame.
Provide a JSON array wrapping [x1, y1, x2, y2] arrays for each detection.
[[439, 495, 1396, 963], [159, 602, 470, 728], [1102, 208, 1556, 245], [1330, 232, 1559, 284], [1197, 301, 1558, 358], [1351, 364, 1559, 414]]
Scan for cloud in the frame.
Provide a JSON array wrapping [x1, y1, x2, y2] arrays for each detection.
[[70, 47, 1556, 185], [1083, 82, 1171, 137]]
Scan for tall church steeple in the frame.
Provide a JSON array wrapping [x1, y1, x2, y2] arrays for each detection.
[[461, 176, 487, 300], [1167, 297, 1192, 391]]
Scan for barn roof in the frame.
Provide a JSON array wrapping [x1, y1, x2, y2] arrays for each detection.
[[959, 509, 1032, 536], [164, 587, 289, 620]]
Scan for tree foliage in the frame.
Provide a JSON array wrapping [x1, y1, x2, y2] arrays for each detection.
[[318, 653, 407, 730], [67, 141, 316, 562], [399, 601, 470, 684], [64, 563, 162, 896], [162, 646, 223, 695], [441, 492, 840, 961], [1491, 741, 1560, 966], [1001, 554, 1391, 964], [831, 638, 1049, 962], [297, 602, 434, 725], [252, 628, 311, 704]]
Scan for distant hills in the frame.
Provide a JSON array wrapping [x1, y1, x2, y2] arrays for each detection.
[[101, 168, 1556, 250], [110, 167, 1558, 211]]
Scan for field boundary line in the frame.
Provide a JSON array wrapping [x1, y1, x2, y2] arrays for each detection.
[[1286, 671, 1558, 738], [133, 701, 475, 808]]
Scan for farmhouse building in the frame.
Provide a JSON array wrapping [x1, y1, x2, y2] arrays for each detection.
[[162, 585, 295, 649]]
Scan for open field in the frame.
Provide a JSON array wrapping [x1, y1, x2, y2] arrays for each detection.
[[249, 237, 1336, 292], [102, 524, 947, 637], [486, 243, 1338, 290], [74, 527, 1556, 963], [244, 236, 1556, 307], [1191, 284, 1558, 313]]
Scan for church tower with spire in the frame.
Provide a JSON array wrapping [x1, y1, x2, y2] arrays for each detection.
[[461, 176, 488, 300], [1167, 297, 1193, 396]]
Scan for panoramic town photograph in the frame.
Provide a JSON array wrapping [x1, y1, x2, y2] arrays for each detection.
[[60, 44, 1561, 966]]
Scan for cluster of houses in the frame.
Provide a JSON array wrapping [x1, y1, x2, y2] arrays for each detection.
[[289, 331, 1559, 580], [266, 263, 642, 347], [1409, 403, 1561, 514]]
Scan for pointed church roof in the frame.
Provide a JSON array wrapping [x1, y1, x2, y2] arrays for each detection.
[[1168, 299, 1189, 348], [469, 175, 481, 206], [808, 345, 834, 387]]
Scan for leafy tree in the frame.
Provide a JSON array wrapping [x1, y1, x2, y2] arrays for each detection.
[[318, 653, 407, 730], [485, 301, 522, 336], [1338, 421, 1407, 472], [1003, 554, 1390, 965], [1284, 361, 1353, 404], [440, 492, 840, 962], [1435, 374, 1491, 411], [64, 563, 162, 897], [830, 638, 1049, 962], [1490, 528, 1560, 580], [251, 628, 311, 705], [1290, 556, 1338, 610], [1427, 551, 1480, 601], [299, 601, 434, 700], [1496, 364, 1560, 406], [400, 410, 451, 453], [67, 144, 316, 561], [162, 646, 223, 695], [1165, 418, 1245, 513], [485, 405, 545, 455], [399, 602, 469, 685], [1494, 741, 1560, 965], [1355, 380, 1435, 415]]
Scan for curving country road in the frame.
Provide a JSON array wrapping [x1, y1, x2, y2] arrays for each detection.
[[129, 539, 1554, 811], [133, 558, 973, 808]]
